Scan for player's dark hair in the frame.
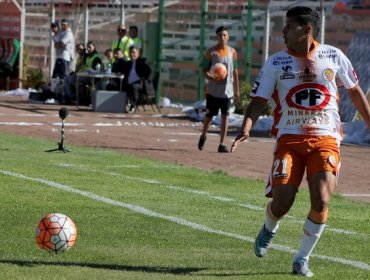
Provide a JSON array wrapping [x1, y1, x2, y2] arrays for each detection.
[[286, 6, 320, 38], [216, 25, 228, 34]]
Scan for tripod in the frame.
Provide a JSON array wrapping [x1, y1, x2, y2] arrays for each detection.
[[46, 108, 70, 153]]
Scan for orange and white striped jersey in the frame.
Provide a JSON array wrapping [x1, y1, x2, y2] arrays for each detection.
[[250, 41, 358, 141]]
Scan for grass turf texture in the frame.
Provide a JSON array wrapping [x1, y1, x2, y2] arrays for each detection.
[[0, 133, 369, 280]]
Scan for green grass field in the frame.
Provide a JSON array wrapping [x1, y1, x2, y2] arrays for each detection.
[[0, 133, 369, 280]]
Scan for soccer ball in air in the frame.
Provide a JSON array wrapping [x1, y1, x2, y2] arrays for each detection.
[[35, 213, 77, 253], [210, 63, 227, 81]]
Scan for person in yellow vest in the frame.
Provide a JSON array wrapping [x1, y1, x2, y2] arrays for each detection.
[[129, 25, 143, 54], [78, 41, 103, 105], [84, 41, 102, 71], [112, 24, 134, 61]]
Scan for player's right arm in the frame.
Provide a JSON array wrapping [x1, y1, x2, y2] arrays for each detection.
[[230, 97, 268, 153], [203, 49, 213, 79]]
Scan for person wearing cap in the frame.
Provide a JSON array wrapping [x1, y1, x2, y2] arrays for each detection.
[[52, 19, 75, 79], [112, 24, 134, 61]]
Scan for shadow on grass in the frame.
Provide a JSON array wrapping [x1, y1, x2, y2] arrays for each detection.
[[0, 259, 292, 277], [0, 259, 204, 275]]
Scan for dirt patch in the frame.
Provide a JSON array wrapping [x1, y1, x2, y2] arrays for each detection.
[[0, 95, 369, 203]]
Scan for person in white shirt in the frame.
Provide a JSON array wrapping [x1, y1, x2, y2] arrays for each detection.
[[52, 19, 75, 79]]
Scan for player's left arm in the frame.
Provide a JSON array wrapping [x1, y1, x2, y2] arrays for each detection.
[[347, 84, 370, 128], [232, 48, 240, 100]]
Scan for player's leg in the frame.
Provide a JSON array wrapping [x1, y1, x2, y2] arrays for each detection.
[[218, 114, 228, 152], [218, 97, 231, 153], [292, 136, 340, 277], [255, 183, 297, 257], [255, 136, 305, 257], [198, 95, 216, 150]]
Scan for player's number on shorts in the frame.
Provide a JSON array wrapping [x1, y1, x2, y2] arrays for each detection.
[[273, 157, 288, 177]]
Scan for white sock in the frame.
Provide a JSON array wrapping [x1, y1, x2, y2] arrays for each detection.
[[294, 218, 326, 262], [264, 202, 281, 233]]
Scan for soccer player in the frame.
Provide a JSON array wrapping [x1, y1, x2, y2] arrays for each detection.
[[230, 6, 370, 277], [198, 25, 240, 153]]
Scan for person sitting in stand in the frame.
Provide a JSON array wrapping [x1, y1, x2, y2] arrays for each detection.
[[77, 41, 102, 105], [122, 45, 154, 112], [106, 48, 126, 91], [103, 48, 114, 72]]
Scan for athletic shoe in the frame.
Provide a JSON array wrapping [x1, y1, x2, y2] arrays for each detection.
[[198, 135, 207, 150], [218, 143, 229, 153], [292, 258, 313, 277], [254, 225, 275, 257], [129, 105, 136, 113]]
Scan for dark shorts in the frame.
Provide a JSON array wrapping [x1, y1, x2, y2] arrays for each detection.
[[205, 94, 231, 117]]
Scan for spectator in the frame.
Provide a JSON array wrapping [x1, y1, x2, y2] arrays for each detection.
[[84, 41, 102, 71], [122, 46, 154, 112], [61, 43, 86, 104], [103, 48, 114, 72], [112, 24, 134, 61], [52, 19, 75, 79], [129, 25, 143, 54], [50, 22, 61, 78], [77, 41, 102, 105], [111, 48, 126, 74], [106, 48, 126, 92]]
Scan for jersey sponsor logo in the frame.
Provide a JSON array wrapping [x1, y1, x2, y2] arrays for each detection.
[[318, 50, 338, 59], [273, 56, 293, 65], [284, 109, 330, 127], [251, 81, 260, 94], [273, 60, 293, 65], [280, 65, 295, 80], [322, 68, 334, 81], [286, 83, 330, 110]]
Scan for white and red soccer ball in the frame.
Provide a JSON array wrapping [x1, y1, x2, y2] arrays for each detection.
[[210, 63, 227, 81], [36, 213, 77, 253]]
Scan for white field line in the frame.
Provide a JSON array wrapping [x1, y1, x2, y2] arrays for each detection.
[[0, 122, 44, 126], [0, 121, 202, 128], [342, 194, 370, 197], [57, 164, 363, 236], [1, 169, 369, 272]]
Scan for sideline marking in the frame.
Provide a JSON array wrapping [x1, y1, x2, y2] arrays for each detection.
[[0, 169, 370, 272], [0, 122, 44, 126], [0, 120, 202, 128], [343, 194, 370, 197]]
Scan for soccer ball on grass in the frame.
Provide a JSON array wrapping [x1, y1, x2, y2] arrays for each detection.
[[35, 213, 77, 253]]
